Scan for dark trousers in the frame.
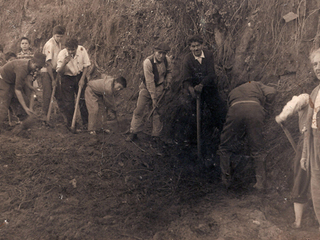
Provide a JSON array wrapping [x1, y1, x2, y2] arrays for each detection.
[[292, 136, 310, 203], [218, 103, 265, 176], [0, 80, 29, 127], [41, 71, 59, 115], [59, 73, 88, 127]]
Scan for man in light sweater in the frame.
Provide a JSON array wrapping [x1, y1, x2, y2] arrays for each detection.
[[85, 76, 127, 135], [276, 93, 310, 229]]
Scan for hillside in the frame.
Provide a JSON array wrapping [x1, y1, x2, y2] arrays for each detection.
[[1, 0, 320, 239]]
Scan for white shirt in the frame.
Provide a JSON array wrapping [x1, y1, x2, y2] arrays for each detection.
[[193, 51, 205, 64], [312, 89, 320, 129], [56, 45, 90, 76]]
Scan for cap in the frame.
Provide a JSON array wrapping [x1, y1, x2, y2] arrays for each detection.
[[32, 52, 46, 68], [154, 43, 170, 52]]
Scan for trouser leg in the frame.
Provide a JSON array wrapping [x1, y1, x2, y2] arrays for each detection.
[[42, 72, 53, 115], [0, 81, 14, 128], [85, 86, 99, 131], [130, 88, 151, 134], [60, 75, 76, 126]]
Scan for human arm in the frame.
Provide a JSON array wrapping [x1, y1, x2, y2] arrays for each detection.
[[143, 58, 157, 105], [15, 89, 33, 116], [56, 50, 72, 74], [164, 56, 173, 90], [45, 60, 57, 87], [275, 94, 309, 123], [199, 51, 217, 87], [79, 66, 88, 88]]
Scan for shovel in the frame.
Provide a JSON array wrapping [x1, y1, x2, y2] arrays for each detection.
[[196, 94, 202, 160], [70, 85, 83, 133]]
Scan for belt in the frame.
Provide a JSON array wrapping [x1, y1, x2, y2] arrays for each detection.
[[230, 100, 260, 107]]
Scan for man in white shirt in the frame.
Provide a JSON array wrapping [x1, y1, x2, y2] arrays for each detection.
[[56, 37, 91, 131]]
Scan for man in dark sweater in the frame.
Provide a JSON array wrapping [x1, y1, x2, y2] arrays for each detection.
[[178, 35, 226, 154], [0, 53, 46, 129], [218, 81, 276, 190]]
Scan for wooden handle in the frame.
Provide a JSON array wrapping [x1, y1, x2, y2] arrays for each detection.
[[46, 86, 56, 122], [70, 85, 83, 131]]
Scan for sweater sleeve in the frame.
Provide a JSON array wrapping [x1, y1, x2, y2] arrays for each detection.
[[277, 94, 309, 122], [201, 51, 216, 86], [143, 58, 156, 100]]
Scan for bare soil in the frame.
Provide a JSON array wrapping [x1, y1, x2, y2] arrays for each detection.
[[0, 92, 319, 240]]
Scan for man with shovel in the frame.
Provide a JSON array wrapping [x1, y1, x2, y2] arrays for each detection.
[[180, 35, 226, 160], [85, 76, 127, 135], [56, 37, 90, 132], [218, 81, 276, 190], [126, 42, 172, 147], [0, 52, 46, 131]]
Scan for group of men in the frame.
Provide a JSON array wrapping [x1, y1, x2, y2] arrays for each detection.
[[125, 35, 276, 190], [0, 28, 277, 190], [0, 25, 127, 135]]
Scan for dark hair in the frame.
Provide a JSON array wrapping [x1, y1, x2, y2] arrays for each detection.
[[187, 35, 204, 45], [53, 25, 66, 35], [20, 37, 30, 44], [5, 52, 17, 61], [115, 76, 127, 88], [65, 38, 78, 50]]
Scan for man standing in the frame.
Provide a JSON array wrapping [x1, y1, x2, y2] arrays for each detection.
[[0, 53, 46, 129], [218, 81, 276, 190], [56, 37, 90, 131], [126, 43, 172, 145], [41, 25, 65, 119], [179, 35, 226, 158]]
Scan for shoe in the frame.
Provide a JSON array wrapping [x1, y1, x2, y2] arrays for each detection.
[[221, 173, 231, 189], [290, 222, 301, 229], [89, 131, 96, 135], [103, 129, 111, 134], [126, 133, 137, 142]]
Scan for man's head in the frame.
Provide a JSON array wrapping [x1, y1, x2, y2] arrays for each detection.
[[154, 43, 170, 62], [5, 52, 17, 62], [114, 77, 127, 91], [188, 35, 204, 57], [53, 25, 66, 43], [310, 48, 320, 80], [20, 37, 31, 52], [30, 52, 46, 70], [65, 38, 78, 57]]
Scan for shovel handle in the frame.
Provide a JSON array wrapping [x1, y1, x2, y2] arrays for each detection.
[[46, 85, 56, 122], [70, 85, 83, 132]]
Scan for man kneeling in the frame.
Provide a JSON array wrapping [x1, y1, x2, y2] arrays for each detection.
[[85, 76, 127, 135]]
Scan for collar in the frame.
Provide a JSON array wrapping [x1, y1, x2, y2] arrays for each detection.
[[193, 50, 205, 59]]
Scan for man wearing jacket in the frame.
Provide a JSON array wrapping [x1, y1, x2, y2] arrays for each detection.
[[126, 43, 172, 145], [218, 81, 276, 190]]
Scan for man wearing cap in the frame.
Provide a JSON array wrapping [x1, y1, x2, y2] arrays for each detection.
[[126, 43, 172, 144], [41, 25, 66, 119], [56, 37, 90, 131], [0, 52, 46, 129]]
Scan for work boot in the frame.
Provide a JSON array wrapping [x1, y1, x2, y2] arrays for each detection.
[[253, 156, 267, 190], [221, 173, 231, 189], [126, 133, 137, 142]]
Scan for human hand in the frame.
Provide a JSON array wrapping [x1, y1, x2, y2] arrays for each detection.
[[188, 87, 196, 99], [300, 158, 307, 171], [275, 115, 282, 124], [194, 84, 203, 93], [52, 79, 57, 88], [165, 82, 171, 90], [79, 79, 85, 88], [25, 108, 35, 116], [64, 55, 72, 64]]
